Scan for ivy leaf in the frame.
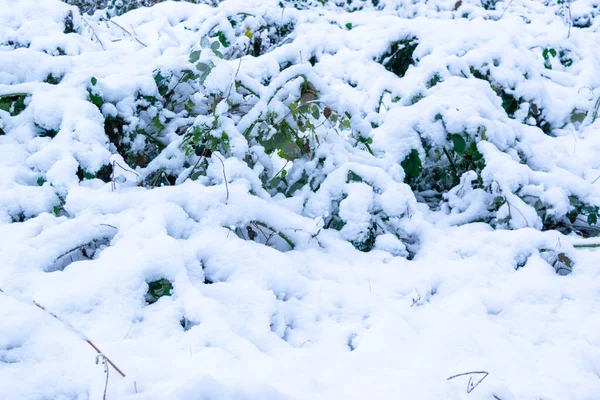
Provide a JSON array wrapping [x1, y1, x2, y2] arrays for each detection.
[[450, 134, 467, 154]]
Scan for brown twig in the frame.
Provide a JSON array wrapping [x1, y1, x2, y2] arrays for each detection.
[[0, 288, 126, 378]]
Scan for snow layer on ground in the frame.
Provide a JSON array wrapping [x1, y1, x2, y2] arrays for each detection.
[[1, 0, 600, 399]]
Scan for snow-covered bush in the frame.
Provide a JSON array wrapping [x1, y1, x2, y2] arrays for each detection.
[[5, 0, 600, 399]]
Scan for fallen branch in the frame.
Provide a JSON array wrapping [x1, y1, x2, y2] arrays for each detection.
[[0, 288, 126, 378]]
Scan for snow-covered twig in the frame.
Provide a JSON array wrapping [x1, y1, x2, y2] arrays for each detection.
[[103, 18, 147, 47], [447, 370, 489, 393], [212, 153, 230, 201], [81, 17, 106, 50]]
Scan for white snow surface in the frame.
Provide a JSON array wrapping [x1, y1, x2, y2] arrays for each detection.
[[1, 0, 600, 399]]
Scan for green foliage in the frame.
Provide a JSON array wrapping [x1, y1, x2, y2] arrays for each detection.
[[542, 47, 557, 70], [146, 278, 173, 304], [44, 73, 64, 85], [88, 77, 104, 109], [401, 149, 422, 184], [378, 36, 418, 77], [0, 93, 29, 116], [63, 10, 76, 34]]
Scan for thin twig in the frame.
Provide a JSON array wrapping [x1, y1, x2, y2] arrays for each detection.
[[447, 371, 489, 394], [212, 153, 229, 201], [226, 58, 243, 100], [104, 19, 147, 47], [0, 288, 126, 378], [96, 354, 109, 400], [567, 0, 572, 38], [81, 17, 106, 50], [100, 224, 118, 230], [499, 0, 515, 19]]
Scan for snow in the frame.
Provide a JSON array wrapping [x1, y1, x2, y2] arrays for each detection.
[[1, 0, 600, 399]]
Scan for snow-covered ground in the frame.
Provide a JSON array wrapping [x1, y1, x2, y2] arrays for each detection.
[[2, 0, 600, 398]]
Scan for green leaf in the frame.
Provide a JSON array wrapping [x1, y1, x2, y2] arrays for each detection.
[[534, 199, 545, 211], [146, 278, 173, 304], [189, 50, 201, 63], [311, 107, 320, 120], [342, 119, 351, 129], [549, 48, 557, 57], [494, 196, 506, 208], [216, 31, 230, 47], [401, 149, 422, 179], [347, 171, 363, 183], [269, 176, 281, 188], [200, 36, 209, 48], [450, 134, 467, 154], [210, 41, 221, 51], [199, 70, 211, 84], [213, 50, 224, 59], [190, 171, 203, 180], [88, 91, 104, 109], [345, 22, 353, 29], [196, 62, 210, 72], [570, 110, 586, 123], [0, 93, 28, 116], [588, 213, 598, 225], [83, 171, 95, 180], [289, 102, 298, 115], [90, 77, 97, 86], [279, 141, 302, 160]]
